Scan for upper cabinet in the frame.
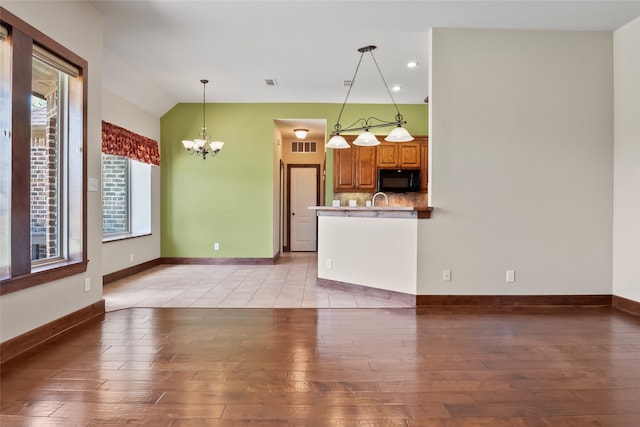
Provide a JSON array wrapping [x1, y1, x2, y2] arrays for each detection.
[[377, 141, 421, 169], [418, 136, 428, 192], [333, 135, 428, 193], [333, 135, 377, 192]]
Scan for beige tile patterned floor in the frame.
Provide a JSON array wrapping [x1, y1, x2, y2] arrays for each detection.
[[104, 252, 411, 311]]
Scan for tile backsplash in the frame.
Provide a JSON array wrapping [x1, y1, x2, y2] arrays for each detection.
[[332, 192, 428, 208]]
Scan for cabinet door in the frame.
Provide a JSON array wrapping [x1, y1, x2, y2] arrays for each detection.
[[333, 144, 355, 191], [377, 143, 398, 168], [398, 142, 421, 168], [356, 145, 377, 191], [419, 137, 429, 192]]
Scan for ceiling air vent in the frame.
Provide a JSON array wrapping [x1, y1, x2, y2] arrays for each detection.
[[265, 79, 278, 86], [343, 80, 352, 87]]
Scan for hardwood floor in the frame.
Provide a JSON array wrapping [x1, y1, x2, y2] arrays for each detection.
[[2, 306, 640, 426]]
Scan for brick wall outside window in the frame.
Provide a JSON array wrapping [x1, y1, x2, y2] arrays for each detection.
[[102, 155, 129, 234], [30, 95, 58, 260]]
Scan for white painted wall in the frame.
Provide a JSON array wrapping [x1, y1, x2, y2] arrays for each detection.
[[419, 29, 614, 296], [101, 90, 161, 276], [318, 216, 418, 295], [613, 17, 640, 303], [1, 1, 104, 342]]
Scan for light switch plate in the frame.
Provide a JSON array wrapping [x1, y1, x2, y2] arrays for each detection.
[[88, 177, 99, 192]]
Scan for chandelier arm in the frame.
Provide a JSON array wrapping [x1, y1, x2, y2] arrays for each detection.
[[368, 50, 402, 118], [334, 50, 367, 132]]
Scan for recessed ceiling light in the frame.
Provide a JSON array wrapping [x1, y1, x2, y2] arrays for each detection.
[[407, 61, 418, 68], [392, 85, 402, 92]]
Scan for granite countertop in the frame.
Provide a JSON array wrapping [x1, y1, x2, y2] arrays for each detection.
[[309, 206, 432, 219]]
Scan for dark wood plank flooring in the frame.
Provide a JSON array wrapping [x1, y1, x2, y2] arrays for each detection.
[[1, 306, 640, 426]]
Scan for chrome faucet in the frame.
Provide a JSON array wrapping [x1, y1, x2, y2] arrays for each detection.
[[371, 192, 389, 207]]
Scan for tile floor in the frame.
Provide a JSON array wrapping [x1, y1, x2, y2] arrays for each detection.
[[104, 252, 412, 311]]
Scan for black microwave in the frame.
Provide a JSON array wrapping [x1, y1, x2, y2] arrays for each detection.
[[377, 169, 421, 193]]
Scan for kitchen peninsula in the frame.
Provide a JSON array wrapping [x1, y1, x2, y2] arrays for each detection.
[[310, 206, 432, 300]]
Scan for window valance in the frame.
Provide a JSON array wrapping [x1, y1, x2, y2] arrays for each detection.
[[101, 121, 160, 166]]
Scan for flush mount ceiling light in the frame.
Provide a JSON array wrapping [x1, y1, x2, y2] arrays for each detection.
[[293, 128, 308, 139], [326, 45, 414, 149], [181, 79, 224, 160]]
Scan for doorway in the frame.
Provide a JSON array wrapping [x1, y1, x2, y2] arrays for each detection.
[[287, 165, 320, 251]]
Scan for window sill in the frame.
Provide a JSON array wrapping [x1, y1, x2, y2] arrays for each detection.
[[102, 233, 152, 243], [0, 259, 89, 295]]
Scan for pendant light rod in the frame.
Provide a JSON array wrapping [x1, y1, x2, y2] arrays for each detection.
[[201, 79, 208, 138], [333, 116, 408, 135], [333, 46, 368, 134], [367, 47, 402, 118]]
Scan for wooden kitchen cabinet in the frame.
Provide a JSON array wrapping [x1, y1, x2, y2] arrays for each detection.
[[398, 143, 421, 168], [418, 136, 429, 192], [333, 136, 377, 192], [357, 145, 377, 191], [376, 141, 421, 168], [333, 144, 356, 190], [377, 143, 398, 168], [333, 135, 428, 193]]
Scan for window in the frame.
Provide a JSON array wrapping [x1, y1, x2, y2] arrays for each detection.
[[1, 9, 87, 293], [101, 154, 152, 239], [102, 154, 130, 235], [30, 55, 69, 263], [0, 24, 11, 277], [100, 120, 157, 241]]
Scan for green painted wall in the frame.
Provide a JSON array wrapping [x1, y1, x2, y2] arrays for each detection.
[[161, 103, 428, 258]]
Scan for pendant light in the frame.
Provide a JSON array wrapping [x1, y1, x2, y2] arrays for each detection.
[[327, 45, 413, 149], [181, 79, 225, 160]]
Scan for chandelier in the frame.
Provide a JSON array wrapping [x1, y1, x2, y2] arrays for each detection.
[[181, 79, 224, 160], [326, 45, 413, 149]]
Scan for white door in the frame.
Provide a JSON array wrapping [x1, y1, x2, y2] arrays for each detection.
[[290, 167, 317, 251]]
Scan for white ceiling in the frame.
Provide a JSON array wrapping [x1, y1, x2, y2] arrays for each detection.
[[91, 0, 640, 122]]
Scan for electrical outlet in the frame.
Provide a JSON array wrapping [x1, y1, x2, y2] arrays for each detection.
[[129, 253, 134, 263], [214, 242, 220, 251], [326, 258, 332, 269], [84, 277, 91, 292], [443, 269, 451, 282], [506, 269, 515, 283]]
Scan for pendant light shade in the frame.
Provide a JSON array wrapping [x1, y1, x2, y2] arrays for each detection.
[[384, 126, 414, 142], [209, 141, 225, 152], [326, 134, 350, 149], [353, 131, 380, 147]]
